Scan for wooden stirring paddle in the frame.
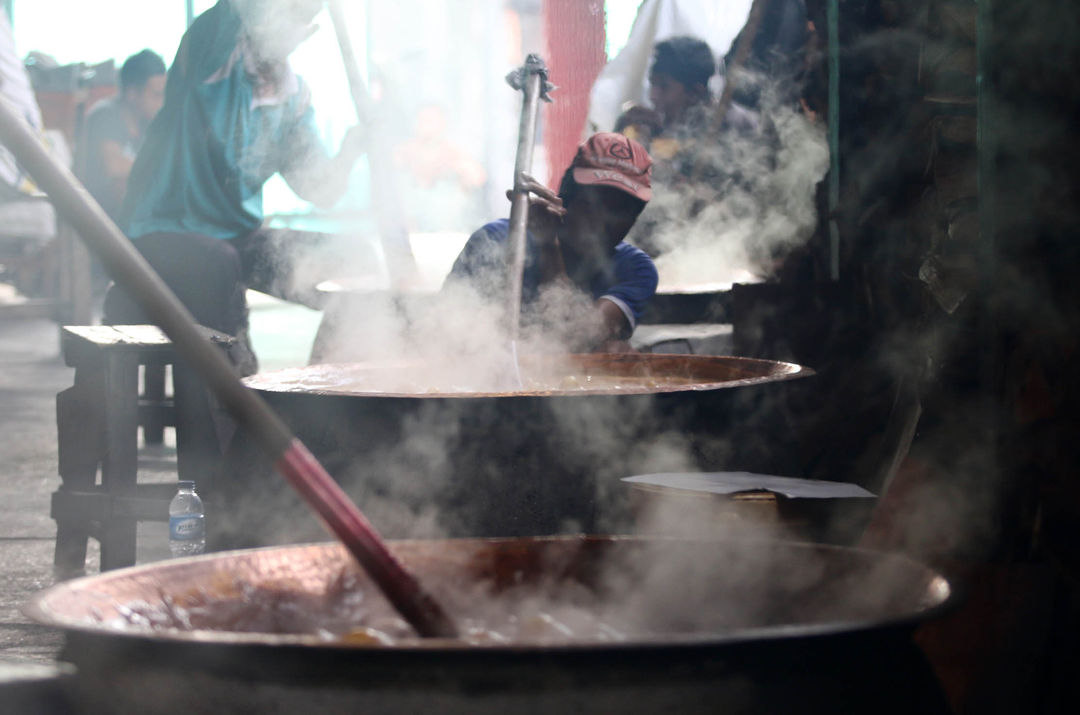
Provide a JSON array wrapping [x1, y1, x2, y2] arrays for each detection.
[[0, 97, 457, 639]]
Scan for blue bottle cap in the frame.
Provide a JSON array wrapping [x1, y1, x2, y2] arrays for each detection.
[[178, 480, 196, 490]]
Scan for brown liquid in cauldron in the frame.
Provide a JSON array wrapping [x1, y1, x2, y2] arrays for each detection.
[[245, 364, 705, 396], [52, 539, 946, 649], [114, 567, 633, 645]]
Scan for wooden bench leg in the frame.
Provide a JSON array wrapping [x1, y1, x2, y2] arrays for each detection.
[[52, 520, 91, 579], [100, 519, 137, 572], [99, 353, 139, 570], [53, 374, 104, 577], [172, 362, 226, 494], [141, 364, 167, 446]]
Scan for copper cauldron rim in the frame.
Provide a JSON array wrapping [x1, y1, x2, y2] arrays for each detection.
[[242, 354, 816, 399], [25, 536, 953, 654]]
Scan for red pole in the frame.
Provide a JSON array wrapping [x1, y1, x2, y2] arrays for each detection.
[[542, 0, 607, 185]]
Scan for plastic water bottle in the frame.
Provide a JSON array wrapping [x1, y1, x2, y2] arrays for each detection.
[[169, 480, 205, 557]]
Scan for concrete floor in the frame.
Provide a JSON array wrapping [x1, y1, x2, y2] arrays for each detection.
[[0, 316, 77, 664], [0, 294, 321, 667]]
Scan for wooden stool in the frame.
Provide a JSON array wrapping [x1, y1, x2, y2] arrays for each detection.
[[51, 325, 235, 576]]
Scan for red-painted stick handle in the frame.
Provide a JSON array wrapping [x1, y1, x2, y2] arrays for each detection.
[[277, 441, 457, 636], [0, 95, 456, 638]]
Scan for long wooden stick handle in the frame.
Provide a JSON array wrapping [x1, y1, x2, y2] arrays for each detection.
[[0, 95, 456, 638], [327, 0, 373, 122], [326, 0, 418, 280]]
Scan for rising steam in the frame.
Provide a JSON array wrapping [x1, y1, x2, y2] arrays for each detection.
[[634, 86, 829, 289]]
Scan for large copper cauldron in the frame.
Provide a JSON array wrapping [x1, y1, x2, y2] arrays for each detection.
[[220, 354, 813, 545], [27, 536, 953, 713]]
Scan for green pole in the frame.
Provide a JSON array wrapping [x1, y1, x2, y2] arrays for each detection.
[[186, 0, 195, 26], [976, 0, 994, 282], [827, 0, 840, 281], [975, 0, 1000, 505]]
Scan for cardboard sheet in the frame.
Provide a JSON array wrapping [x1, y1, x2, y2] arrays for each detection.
[[622, 472, 877, 500]]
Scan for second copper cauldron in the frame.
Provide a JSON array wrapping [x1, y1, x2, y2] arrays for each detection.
[[217, 353, 813, 546], [27, 536, 953, 713]]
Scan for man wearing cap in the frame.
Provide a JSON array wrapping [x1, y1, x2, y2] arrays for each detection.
[[446, 132, 657, 353]]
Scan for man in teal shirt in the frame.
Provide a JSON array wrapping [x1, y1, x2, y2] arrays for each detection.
[[107, 0, 364, 356], [104, 0, 366, 491]]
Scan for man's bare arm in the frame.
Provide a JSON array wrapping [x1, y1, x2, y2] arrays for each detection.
[[282, 124, 367, 208]]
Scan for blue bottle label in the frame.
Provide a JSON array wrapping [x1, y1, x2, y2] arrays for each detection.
[[170, 515, 205, 541]]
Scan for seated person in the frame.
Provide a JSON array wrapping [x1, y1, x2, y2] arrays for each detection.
[[445, 132, 658, 353], [618, 35, 759, 165], [0, 11, 46, 199], [395, 103, 487, 232], [616, 36, 763, 260], [107, 0, 366, 356], [79, 49, 166, 222], [103, 0, 367, 490], [0, 11, 61, 298]]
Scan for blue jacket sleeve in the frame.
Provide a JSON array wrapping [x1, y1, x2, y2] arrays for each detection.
[[599, 245, 659, 331]]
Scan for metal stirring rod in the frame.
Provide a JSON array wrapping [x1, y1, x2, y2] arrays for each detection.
[[504, 55, 555, 386]]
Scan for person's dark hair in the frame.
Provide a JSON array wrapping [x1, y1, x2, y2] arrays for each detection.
[[120, 50, 166, 92], [651, 36, 716, 91]]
